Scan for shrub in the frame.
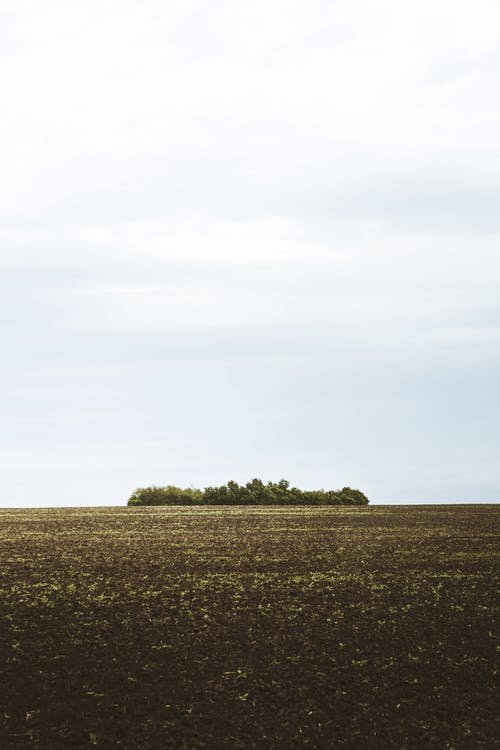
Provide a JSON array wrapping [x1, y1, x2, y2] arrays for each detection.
[[127, 480, 369, 506], [128, 485, 203, 506]]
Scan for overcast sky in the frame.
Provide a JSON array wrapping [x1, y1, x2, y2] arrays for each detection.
[[1, 0, 499, 506]]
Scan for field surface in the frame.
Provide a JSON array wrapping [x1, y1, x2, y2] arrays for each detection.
[[0, 505, 498, 749]]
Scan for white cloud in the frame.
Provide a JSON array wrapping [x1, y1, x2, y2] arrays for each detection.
[[0, 0, 499, 504]]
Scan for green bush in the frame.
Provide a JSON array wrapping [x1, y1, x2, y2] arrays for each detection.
[[127, 485, 203, 506], [127, 480, 368, 506]]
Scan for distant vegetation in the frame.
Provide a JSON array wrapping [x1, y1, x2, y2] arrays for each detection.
[[127, 479, 369, 506]]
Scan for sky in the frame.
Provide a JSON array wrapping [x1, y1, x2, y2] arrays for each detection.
[[1, 0, 499, 506]]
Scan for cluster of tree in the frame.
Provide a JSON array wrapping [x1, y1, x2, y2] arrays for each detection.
[[127, 479, 369, 506]]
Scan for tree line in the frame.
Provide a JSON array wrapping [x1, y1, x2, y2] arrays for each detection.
[[127, 479, 369, 506]]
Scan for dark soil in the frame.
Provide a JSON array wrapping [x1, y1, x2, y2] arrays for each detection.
[[0, 505, 498, 749]]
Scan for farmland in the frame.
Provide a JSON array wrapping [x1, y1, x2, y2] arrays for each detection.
[[0, 505, 498, 749]]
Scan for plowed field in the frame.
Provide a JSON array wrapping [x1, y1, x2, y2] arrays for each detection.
[[0, 505, 498, 749]]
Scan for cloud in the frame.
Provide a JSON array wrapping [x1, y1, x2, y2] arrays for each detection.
[[0, 0, 499, 504]]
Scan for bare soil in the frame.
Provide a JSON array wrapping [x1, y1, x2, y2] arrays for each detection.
[[0, 505, 498, 749]]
